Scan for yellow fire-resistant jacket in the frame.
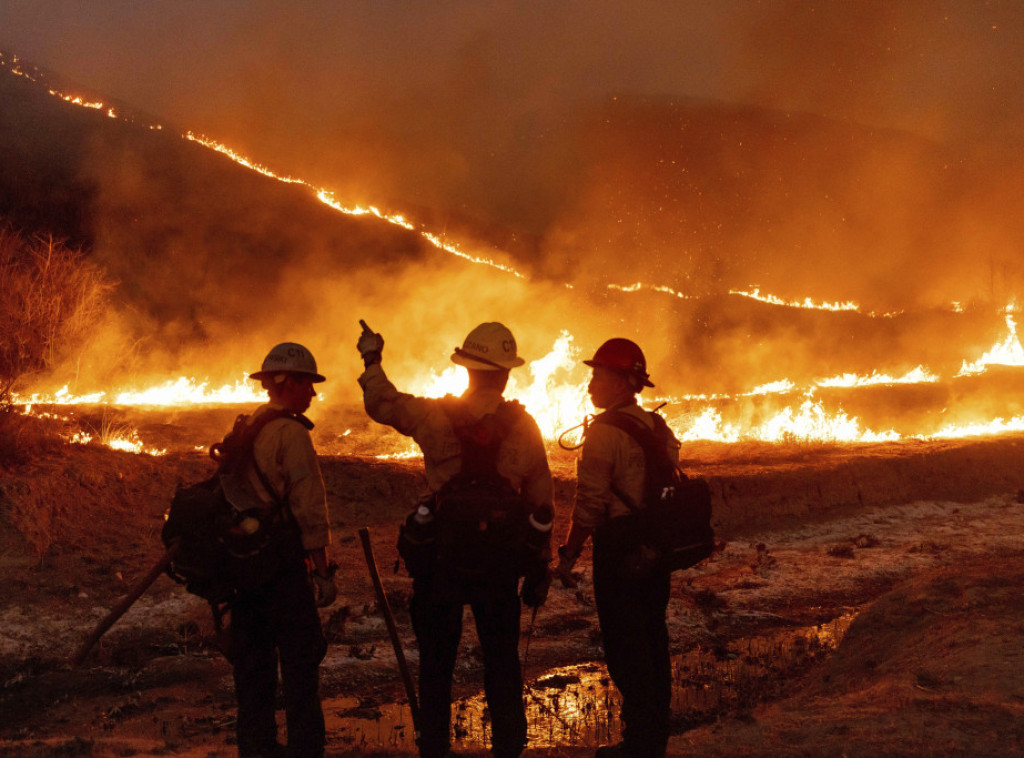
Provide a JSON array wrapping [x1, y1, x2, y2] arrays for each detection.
[[571, 401, 681, 529], [222, 402, 331, 551], [359, 363, 553, 512]]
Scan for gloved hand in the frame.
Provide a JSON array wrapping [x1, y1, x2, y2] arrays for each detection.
[[521, 563, 551, 608], [357, 321, 384, 367], [312, 562, 339, 608], [552, 545, 579, 589]]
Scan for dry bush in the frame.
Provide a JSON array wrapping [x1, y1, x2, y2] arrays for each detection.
[[0, 223, 114, 405]]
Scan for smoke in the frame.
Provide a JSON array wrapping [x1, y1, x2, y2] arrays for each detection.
[[729, 1, 1024, 148], [3, 2, 1024, 403]]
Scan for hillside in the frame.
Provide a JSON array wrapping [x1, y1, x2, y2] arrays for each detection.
[[3, 55, 1022, 409], [5, 53, 1023, 314], [0, 60, 426, 318]]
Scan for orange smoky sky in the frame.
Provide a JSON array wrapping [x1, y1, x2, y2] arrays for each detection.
[[3, 1, 1022, 232], [3, 1, 1024, 402]]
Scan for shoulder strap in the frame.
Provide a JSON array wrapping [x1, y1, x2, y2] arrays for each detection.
[[590, 409, 677, 512], [440, 398, 523, 481], [212, 409, 311, 508], [590, 409, 662, 452]]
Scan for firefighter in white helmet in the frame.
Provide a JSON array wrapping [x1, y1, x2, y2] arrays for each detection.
[[357, 321, 553, 758], [227, 342, 335, 758]]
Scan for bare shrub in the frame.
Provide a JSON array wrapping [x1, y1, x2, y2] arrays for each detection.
[[0, 224, 114, 405]]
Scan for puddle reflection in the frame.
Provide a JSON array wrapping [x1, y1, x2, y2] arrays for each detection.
[[323, 612, 856, 753]]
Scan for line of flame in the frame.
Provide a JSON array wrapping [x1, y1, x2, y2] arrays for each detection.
[[607, 282, 697, 299], [957, 310, 1024, 376], [815, 366, 939, 388], [5, 52, 937, 313], [13, 377, 264, 407], [15, 309, 1024, 450], [729, 286, 908, 317]]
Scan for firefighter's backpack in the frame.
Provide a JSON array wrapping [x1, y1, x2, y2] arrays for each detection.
[[591, 409, 714, 578], [161, 409, 306, 603], [425, 398, 532, 581]]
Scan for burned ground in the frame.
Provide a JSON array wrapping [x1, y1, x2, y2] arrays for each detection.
[[1, 423, 1024, 756]]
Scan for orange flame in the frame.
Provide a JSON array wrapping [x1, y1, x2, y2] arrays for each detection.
[[730, 286, 861, 312], [957, 307, 1024, 376], [673, 401, 900, 444], [929, 416, 1024, 439], [14, 377, 263, 407], [729, 286, 906, 317], [815, 366, 939, 388]]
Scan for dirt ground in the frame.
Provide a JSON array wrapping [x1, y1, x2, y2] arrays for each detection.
[[2, 416, 1024, 756]]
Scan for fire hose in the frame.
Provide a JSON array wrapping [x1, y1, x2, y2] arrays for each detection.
[[69, 541, 181, 667], [358, 526, 421, 738]]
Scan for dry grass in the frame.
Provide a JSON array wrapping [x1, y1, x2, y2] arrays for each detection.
[[0, 408, 66, 468], [0, 223, 113, 407]]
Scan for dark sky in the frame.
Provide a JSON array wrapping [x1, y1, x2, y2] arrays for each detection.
[[3, 2, 1022, 180]]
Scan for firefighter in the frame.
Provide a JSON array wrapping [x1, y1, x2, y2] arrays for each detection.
[[229, 342, 337, 758], [554, 338, 679, 758], [357, 322, 554, 758]]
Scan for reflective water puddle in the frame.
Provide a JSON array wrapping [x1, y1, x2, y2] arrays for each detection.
[[323, 612, 856, 753]]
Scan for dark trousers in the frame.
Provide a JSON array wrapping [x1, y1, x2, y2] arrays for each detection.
[[410, 574, 526, 758], [230, 565, 328, 758], [593, 541, 672, 758]]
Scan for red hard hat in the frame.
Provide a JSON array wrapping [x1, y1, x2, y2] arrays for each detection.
[[584, 338, 655, 388]]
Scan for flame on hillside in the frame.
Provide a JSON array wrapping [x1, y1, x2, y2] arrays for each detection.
[[815, 366, 939, 388], [15, 377, 263, 407], [607, 282, 697, 300], [957, 307, 1024, 376], [731, 287, 861, 312], [5, 52, 1024, 454], [677, 402, 900, 444], [729, 287, 908, 318]]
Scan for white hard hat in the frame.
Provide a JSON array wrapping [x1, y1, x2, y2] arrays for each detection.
[[450, 322, 525, 371], [250, 342, 326, 382]]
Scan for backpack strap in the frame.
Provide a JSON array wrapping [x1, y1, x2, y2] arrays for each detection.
[[440, 397, 524, 482], [589, 409, 676, 513], [212, 409, 312, 510]]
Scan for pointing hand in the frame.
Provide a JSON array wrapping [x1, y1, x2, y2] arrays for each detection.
[[357, 320, 384, 366]]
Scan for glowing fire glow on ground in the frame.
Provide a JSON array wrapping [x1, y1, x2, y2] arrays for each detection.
[[6, 52, 1024, 454]]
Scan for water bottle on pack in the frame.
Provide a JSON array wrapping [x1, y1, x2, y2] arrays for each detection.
[[396, 500, 438, 577]]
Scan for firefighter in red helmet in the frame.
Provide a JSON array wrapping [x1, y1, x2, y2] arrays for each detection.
[[584, 338, 656, 391], [555, 338, 678, 758]]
